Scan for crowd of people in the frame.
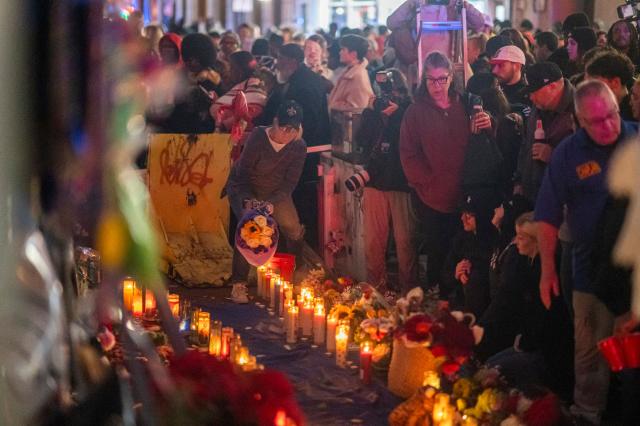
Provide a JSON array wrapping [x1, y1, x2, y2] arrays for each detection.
[[127, 2, 640, 424]]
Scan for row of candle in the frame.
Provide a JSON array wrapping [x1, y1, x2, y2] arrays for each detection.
[[122, 278, 183, 320], [189, 307, 261, 371], [256, 270, 374, 383]]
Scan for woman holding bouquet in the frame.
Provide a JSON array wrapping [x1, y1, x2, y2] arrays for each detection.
[[224, 101, 307, 300]]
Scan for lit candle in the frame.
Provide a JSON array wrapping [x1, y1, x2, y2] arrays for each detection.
[[122, 278, 135, 312], [326, 315, 337, 352], [301, 299, 314, 337], [423, 370, 441, 389], [274, 410, 287, 426], [286, 305, 299, 344], [360, 341, 373, 384], [209, 320, 222, 357], [197, 311, 211, 347], [257, 266, 266, 298], [278, 280, 286, 316], [144, 289, 157, 318], [236, 345, 250, 366], [265, 270, 273, 304], [220, 327, 234, 359], [230, 334, 243, 362], [190, 306, 201, 343], [132, 285, 144, 317], [167, 293, 180, 318], [313, 301, 326, 345], [335, 323, 349, 368], [433, 393, 451, 425], [284, 281, 293, 305]]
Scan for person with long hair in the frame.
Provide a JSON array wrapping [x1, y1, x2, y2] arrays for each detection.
[[607, 19, 640, 66], [400, 51, 491, 290], [566, 27, 597, 78]]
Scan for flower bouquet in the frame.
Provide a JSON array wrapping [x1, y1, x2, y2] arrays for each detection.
[[387, 287, 475, 398], [155, 350, 303, 426], [235, 200, 279, 267], [389, 364, 569, 426]]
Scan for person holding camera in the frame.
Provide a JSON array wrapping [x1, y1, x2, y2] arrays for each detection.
[[349, 69, 418, 294]]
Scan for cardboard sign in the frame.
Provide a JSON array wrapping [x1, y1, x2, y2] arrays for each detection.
[[148, 133, 234, 286]]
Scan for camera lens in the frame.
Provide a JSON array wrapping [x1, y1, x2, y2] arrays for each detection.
[[344, 170, 370, 192]]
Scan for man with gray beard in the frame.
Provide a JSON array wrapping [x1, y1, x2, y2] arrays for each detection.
[[259, 43, 331, 250]]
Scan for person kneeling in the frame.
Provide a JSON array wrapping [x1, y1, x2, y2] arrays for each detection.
[[472, 212, 574, 401], [224, 101, 307, 301]]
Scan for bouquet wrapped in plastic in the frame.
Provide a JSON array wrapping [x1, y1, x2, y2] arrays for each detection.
[[235, 200, 279, 266]]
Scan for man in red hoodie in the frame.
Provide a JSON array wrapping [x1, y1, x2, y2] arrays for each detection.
[[400, 51, 491, 290]]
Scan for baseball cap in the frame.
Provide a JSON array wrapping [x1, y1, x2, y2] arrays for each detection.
[[489, 45, 526, 65], [521, 62, 563, 94], [276, 100, 303, 129], [485, 35, 513, 58]]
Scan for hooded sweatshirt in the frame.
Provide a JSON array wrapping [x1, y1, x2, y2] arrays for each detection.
[[399, 93, 471, 213]]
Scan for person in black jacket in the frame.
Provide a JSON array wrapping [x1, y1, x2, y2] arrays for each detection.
[[473, 212, 574, 401], [259, 43, 331, 250], [345, 68, 418, 293], [441, 194, 497, 318], [350, 69, 418, 294]]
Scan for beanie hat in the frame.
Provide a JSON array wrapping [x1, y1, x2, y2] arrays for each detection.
[[569, 27, 597, 53]]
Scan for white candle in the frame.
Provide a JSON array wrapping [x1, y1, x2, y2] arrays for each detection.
[[313, 303, 326, 345], [301, 302, 314, 337], [326, 315, 337, 352], [257, 266, 266, 298], [269, 274, 279, 309], [335, 324, 349, 368], [286, 305, 298, 344]]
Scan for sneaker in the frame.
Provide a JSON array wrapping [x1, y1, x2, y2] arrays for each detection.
[[231, 282, 249, 304]]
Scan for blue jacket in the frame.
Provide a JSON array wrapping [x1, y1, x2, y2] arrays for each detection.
[[534, 121, 638, 293]]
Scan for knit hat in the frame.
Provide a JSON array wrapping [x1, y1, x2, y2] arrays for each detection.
[[569, 27, 597, 53], [562, 12, 590, 35]]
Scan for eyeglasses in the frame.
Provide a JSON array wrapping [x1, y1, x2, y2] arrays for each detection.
[[425, 75, 450, 86], [580, 109, 620, 127]]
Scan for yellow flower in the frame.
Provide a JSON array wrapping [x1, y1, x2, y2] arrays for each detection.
[[254, 215, 267, 228], [366, 308, 376, 319], [452, 378, 474, 399]]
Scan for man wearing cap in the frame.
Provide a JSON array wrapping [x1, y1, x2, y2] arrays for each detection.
[[515, 62, 576, 205], [224, 101, 307, 289], [260, 43, 331, 250], [490, 45, 529, 107]]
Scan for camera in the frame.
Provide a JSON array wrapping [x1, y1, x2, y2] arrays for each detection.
[[345, 170, 370, 192], [373, 71, 395, 112], [618, 0, 640, 19]]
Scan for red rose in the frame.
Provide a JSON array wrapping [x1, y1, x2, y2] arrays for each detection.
[[431, 345, 448, 358], [404, 314, 433, 343], [441, 361, 461, 376]]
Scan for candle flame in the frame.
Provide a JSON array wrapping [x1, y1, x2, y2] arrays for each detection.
[[274, 410, 287, 426]]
